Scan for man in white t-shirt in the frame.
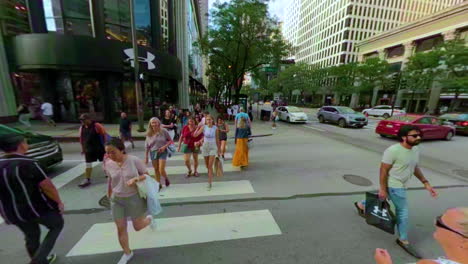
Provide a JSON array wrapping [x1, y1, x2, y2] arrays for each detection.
[[354, 125, 438, 258], [40, 101, 56, 126]]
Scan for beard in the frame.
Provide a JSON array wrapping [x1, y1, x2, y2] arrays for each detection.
[[408, 140, 421, 146]]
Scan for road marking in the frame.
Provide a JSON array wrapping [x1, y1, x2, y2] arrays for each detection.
[[66, 209, 281, 257], [149, 163, 240, 175], [168, 153, 232, 161], [52, 163, 100, 189], [302, 125, 326, 132], [158, 180, 254, 199]]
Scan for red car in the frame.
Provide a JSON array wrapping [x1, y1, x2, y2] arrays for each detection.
[[376, 115, 456, 141]]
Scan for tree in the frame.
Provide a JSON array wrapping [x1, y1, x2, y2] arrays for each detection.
[[437, 39, 468, 111], [330, 62, 359, 96], [198, 0, 290, 103], [357, 58, 391, 95]]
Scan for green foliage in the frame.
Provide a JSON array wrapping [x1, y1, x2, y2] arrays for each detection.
[[197, 0, 290, 103], [356, 58, 391, 93], [438, 39, 468, 96]]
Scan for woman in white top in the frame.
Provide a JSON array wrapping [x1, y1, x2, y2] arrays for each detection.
[[194, 114, 221, 189], [227, 106, 233, 121], [374, 207, 468, 264]]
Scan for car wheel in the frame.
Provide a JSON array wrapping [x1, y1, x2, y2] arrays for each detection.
[[318, 115, 325, 123], [338, 119, 347, 128], [445, 131, 454, 141], [383, 113, 390, 119], [287, 117, 290, 123], [379, 134, 387, 138]]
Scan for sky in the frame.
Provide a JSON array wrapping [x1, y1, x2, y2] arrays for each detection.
[[208, 0, 289, 22]]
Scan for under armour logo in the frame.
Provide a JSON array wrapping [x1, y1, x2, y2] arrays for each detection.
[[373, 206, 388, 217], [123, 48, 156, 70]]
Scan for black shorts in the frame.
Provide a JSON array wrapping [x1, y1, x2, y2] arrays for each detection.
[[85, 150, 105, 163]]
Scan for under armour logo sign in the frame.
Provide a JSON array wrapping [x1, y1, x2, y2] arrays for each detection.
[[373, 206, 388, 217], [123, 48, 156, 70]]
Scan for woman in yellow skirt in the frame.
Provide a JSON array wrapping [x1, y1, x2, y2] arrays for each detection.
[[232, 116, 250, 167]]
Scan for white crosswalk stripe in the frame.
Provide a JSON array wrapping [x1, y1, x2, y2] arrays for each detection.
[[66, 209, 281, 257]]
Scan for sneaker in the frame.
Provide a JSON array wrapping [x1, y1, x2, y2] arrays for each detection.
[[147, 215, 157, 230], [78, 179, 91, 188], [117, 251, 134, 264], [47, 254, 57, 263], [396, 239, 422, 259]]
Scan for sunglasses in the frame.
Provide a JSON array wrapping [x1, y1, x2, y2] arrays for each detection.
[[435, 216, 467, 238], [407, 134, 421, 138]]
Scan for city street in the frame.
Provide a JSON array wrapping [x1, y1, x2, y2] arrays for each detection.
[[1, 118, 467, 264]]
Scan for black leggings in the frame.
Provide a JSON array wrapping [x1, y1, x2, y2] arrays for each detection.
[[15, 211, 64, 264]]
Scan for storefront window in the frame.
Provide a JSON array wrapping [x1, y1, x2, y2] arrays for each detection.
[[134, 0, 152, 46], [72, 74, 104, 121], [43, 0, 91, 36], [104, 0, 131, 42]]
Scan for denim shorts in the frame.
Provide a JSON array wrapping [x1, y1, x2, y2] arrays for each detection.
[[202, 142, 218, 157], [150, 150, 168, 160]]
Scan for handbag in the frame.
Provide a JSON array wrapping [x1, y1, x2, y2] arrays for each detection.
[[365, 192, 396, 234], [214, 156, 224, 177]]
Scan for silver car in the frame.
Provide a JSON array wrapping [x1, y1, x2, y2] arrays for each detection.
[[317, 106, 368, 128]]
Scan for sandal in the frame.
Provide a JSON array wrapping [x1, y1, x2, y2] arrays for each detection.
[[186, 171, 192, 178], [193, 172, 199, 177], [396, 239, 422, 259], [354, 202, 365, 218]]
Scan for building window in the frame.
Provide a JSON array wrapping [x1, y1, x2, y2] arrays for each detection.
[[134, 0, 152, 46], [1, 0, 30, 35], [415, 35, 444, 53], [63, 0, 93, 36], [43, 0, 64, 33], [387, 45, 404, 58], [104, 0, 131, 42]]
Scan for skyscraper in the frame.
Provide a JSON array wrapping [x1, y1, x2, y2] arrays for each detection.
[[283, 0, 464, 67]]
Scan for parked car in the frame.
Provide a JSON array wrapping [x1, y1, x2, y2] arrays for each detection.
[[317, 106, 368, 128], [0, 125, 63, 169], [375, 115, 456, 141], [362, 105, 405, 119], [438, 113, 468, 135], [276, 106, 308, 123]]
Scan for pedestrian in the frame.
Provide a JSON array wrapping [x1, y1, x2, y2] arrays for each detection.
[[178, 117, 203, 178], [354, 125, 438, 258], [248, 104, 253, 122], [0, 134, 64, 264], [217, 116, 229, 159], [227, 106, 233, 121], [198, 111, 210, 127], [194, 114, 221, 189], [119, 112, 134, 149], [161, 109, 176, 140], [104, 138, 156, 264], [374, 207, 468, 264], [145, 117, 173, 190], [271, 109, 279, 129], [17, 103, 32, 128], [181, 110, 190, 127], [232, 116, 250, 168], [40, 101, 56, 126], [78, 113, 108, 188], [233, 104, 239, 117]]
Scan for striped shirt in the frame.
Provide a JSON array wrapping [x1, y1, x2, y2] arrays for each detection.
[[0, 154, 58, 224]]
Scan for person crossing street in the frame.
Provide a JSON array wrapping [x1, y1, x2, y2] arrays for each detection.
[[354, 125, 438, 259]]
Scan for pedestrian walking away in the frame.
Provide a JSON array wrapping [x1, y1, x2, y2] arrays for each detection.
[[0, 134, 64, 264], [178, 117, 203, 178], [161, 110, 176, 140], [232, 116, 250, 168], [354, 125, 438, 259], [145, 117, 173, 190], [40, 101, 56, 127], [194, 114, 221, 190], [78, 113, 108, 188], [248, 104, 254, 122], [271, 109, 279, 129], [374, 207, 468, 264], [181, 110, 190, 127], [227, 106, 233, 121], [119, 112, 134, 149], [104, 138, 156, 264], [217, 116, 229, 159], [17, 103, 32, 128]]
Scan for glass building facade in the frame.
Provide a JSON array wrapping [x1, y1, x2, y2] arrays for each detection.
[[1, 0, 186, 122]]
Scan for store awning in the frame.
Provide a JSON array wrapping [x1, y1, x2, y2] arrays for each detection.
[[190, 76, 207, 93]]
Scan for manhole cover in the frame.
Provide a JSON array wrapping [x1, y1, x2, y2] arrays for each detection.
[[453, 170, 468, 178], [343, 174, 373, 186]]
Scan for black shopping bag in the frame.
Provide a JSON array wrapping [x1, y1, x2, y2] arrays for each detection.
[[365, 192, 396, 234]]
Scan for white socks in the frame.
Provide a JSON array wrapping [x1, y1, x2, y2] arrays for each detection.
[[117, 251, 134, 264]]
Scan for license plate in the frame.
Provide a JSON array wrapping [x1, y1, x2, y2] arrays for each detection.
[[386, 124, 393, 128]]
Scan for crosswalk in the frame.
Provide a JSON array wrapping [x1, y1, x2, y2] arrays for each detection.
[[1, 148, 283, 259]]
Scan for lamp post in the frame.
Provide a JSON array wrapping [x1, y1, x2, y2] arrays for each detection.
[[129, 0, 145, 131]]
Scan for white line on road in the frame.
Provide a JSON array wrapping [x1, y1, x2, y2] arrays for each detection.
[[158, 180, 254, 199], [66, 209, 282, 257], [168, 153, 232, 161], [302, 125, 326, 132], [149, 163, 240, 175]]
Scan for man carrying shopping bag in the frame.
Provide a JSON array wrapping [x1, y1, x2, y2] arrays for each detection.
[[354, 125, 438, 259]]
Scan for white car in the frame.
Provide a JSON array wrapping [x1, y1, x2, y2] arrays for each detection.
[[362, 105, 406, 119], [276, 106, 308, 123]]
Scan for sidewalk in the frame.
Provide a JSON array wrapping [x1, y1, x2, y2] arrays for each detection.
[[6, 117, 276, 142]]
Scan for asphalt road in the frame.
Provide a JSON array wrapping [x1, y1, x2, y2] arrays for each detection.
[[1, 118, 467, 264]]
